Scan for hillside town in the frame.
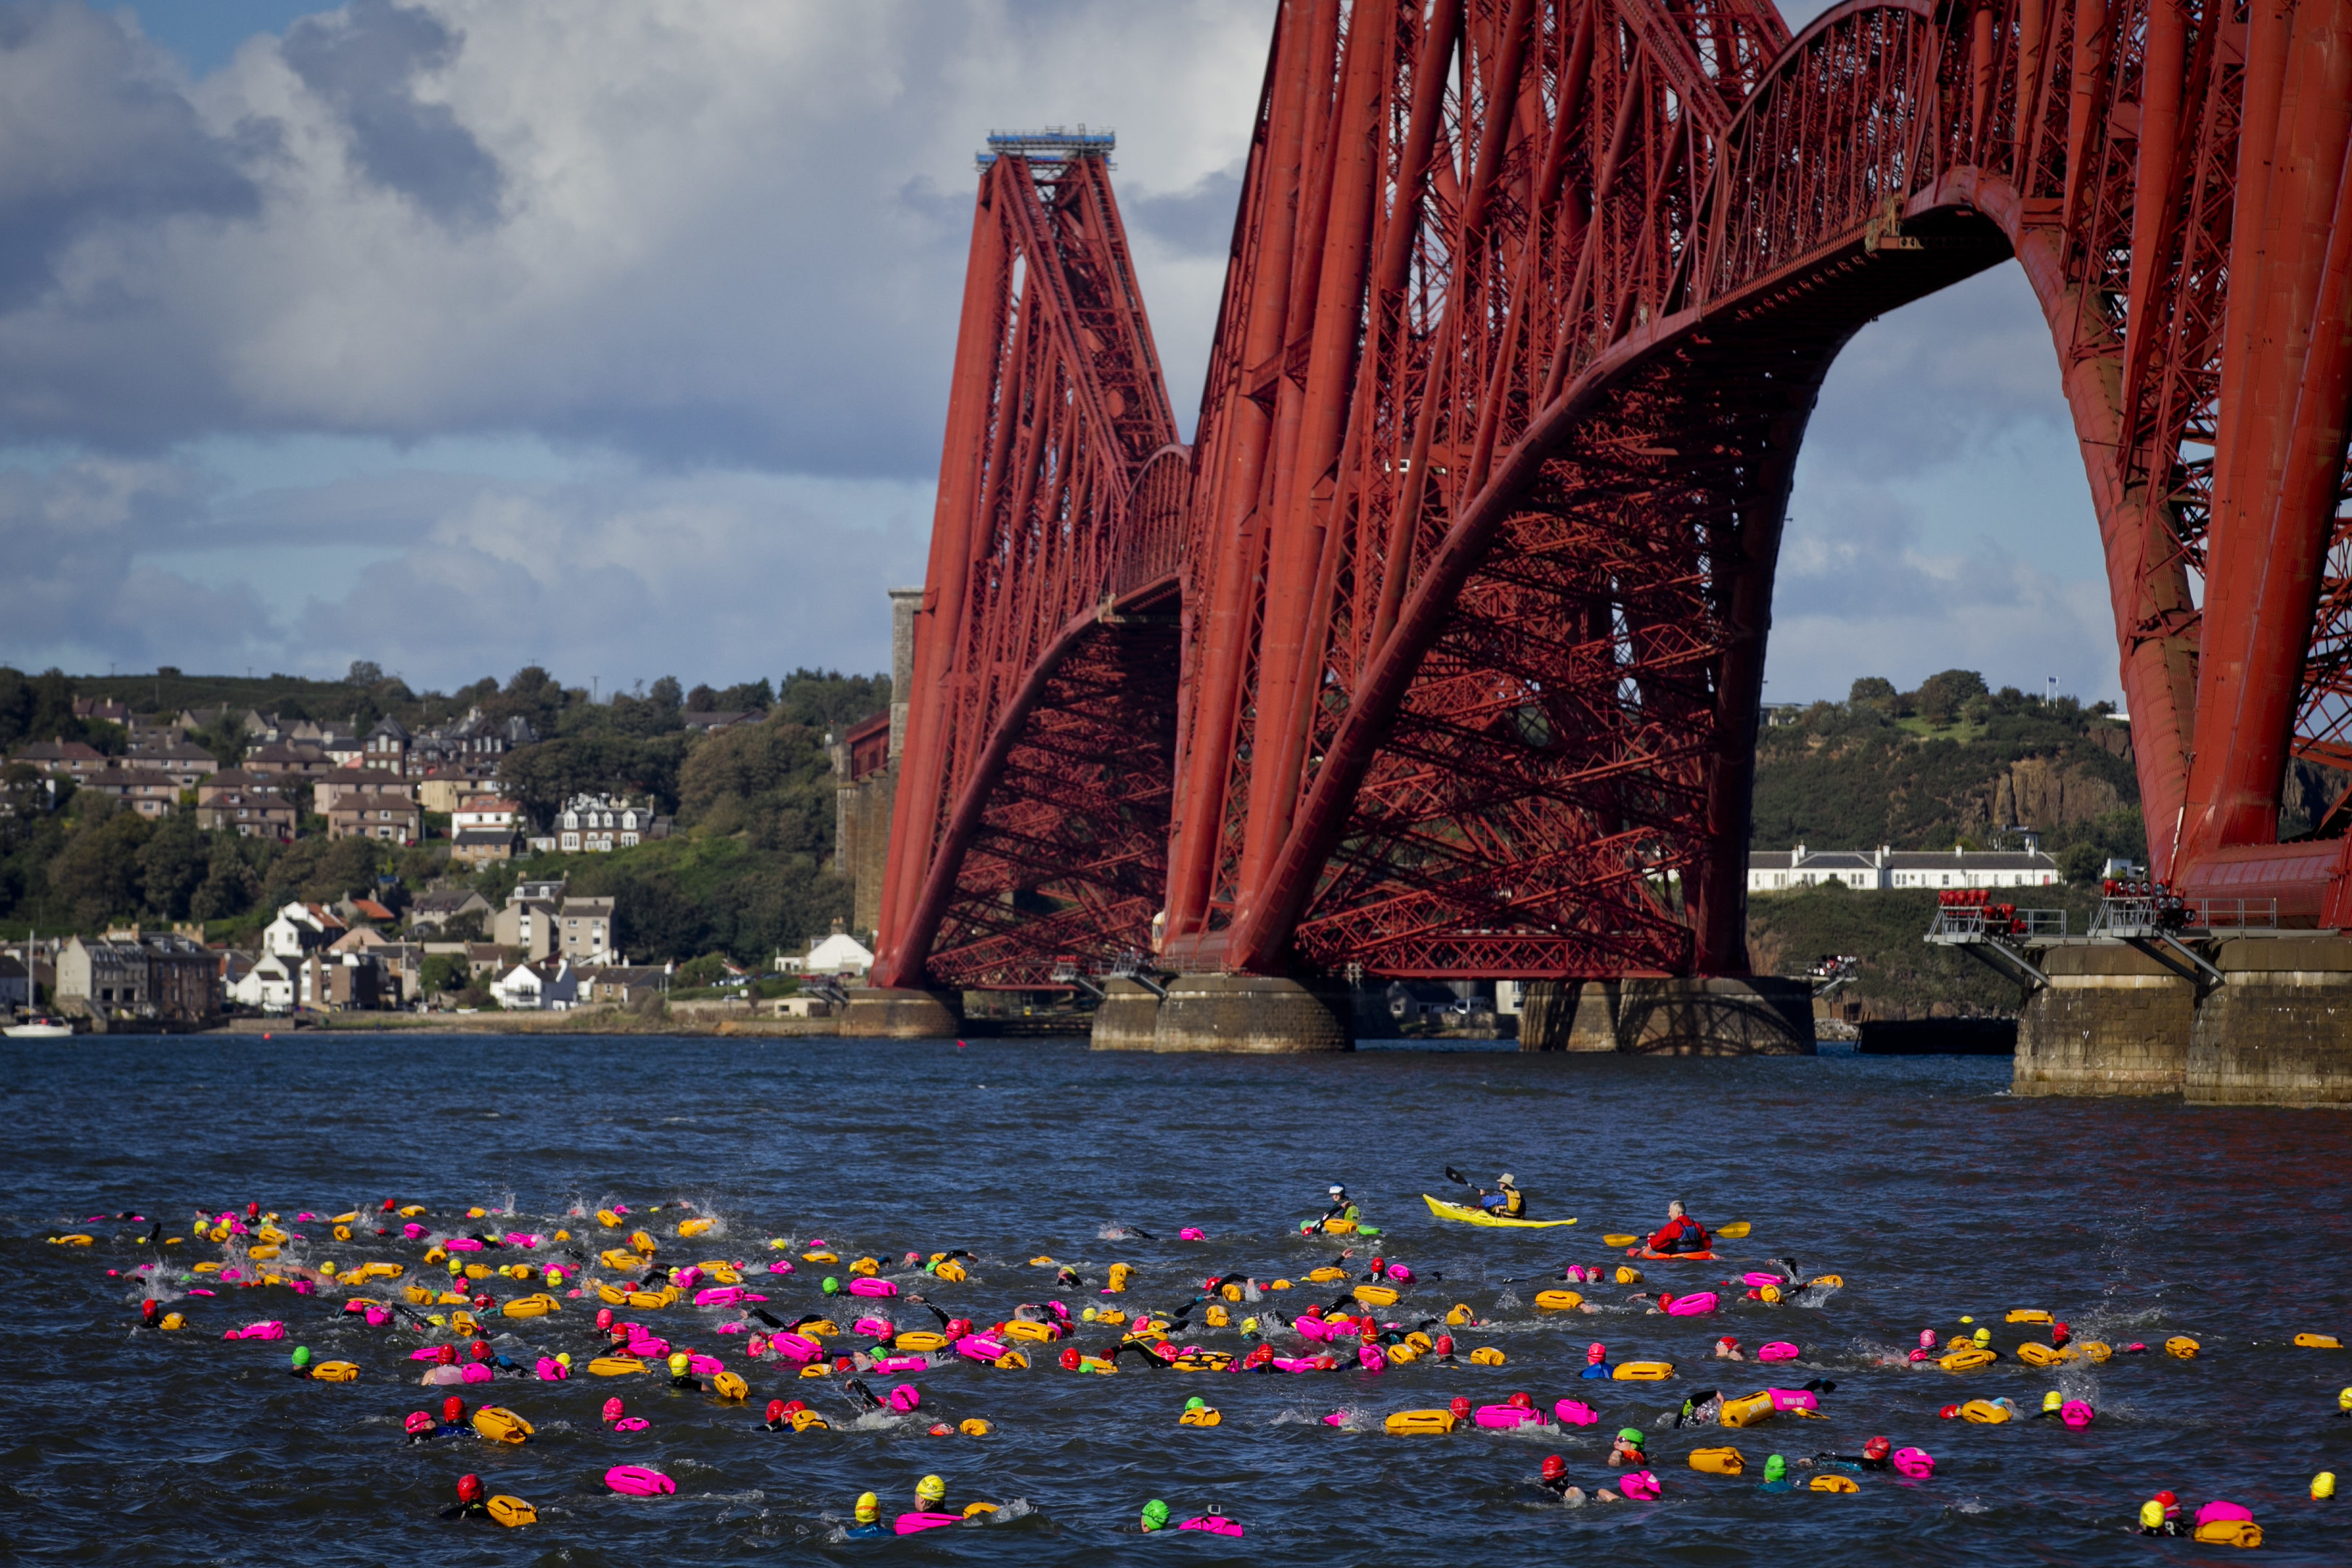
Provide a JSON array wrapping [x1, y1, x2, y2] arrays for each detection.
[[0, 663, 888, 1027]]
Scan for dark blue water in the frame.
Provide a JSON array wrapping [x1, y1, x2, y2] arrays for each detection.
[[5, 1037, 2349, 1564]]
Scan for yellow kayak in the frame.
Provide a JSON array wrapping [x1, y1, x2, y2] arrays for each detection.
[[1422, 1194, 1577, 1228]]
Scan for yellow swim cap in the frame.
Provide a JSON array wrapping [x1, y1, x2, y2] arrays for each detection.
[[2042, 1391, 2062, 1412], [2312, 1471, 2335, 1500], [318, 1261, 337, 1275], [960, 1418, 992, 1435], [1972, 1327, 1990, 1344], [668, 1352, 690, 1376], [2140, 1500, 2164, 1530], [556, 1352, 571, 1365], [854, 1491, 879, 1522], [1959, 1315, 1973, 1324], [1241, 1318, 1259, 1334], [2340, 1387, 2352, 1411], [917, 1474, 947, 1502]]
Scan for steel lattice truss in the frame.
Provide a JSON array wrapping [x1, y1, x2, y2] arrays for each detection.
[[877, 0, 2352, 989]]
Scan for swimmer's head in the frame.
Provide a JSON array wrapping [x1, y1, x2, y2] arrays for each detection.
[[1184, 1396, 1206, 1412], [436, 1345, 457, 1365], [290, 1346, 311, 1369], [1587, 1342, 1607, 1363], [1542, 1455, 1567, 1481], [2042, 1391, 2062, 1413], [441, 1395, 465, 1424], [917, 1474, 947, 1504], [1764, 1454, 1787, 1482], [457, 1474, 483, 1504], [2140, 1500, 2164, 1531], [822, 1277, 840, 1295], [667, 1352, 690, 1377], [1141, 1498, 1169, 1532], [854, 1491, 879, 1524], [1863, 1436, 1891, 1460], [1972, 1327, 1990, 1345], [603, 1397, 625, 1423]]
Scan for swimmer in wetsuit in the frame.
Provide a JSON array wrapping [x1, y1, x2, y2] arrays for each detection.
[[438, 1474, 492, 1520]]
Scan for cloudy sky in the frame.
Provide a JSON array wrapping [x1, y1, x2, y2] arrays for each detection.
[[0, 0, 2115, 706]]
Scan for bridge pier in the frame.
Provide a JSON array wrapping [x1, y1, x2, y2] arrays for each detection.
[[2186, 940, 2352, 1107], [2013, 944, 2198, 1095], [838, 987, 963, 1040], [1087, 973, 1352, 1053], [1519, 977, 1812, 1053]]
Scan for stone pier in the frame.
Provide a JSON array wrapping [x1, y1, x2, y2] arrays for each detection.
[[838, 987, 963, 1039], [2013, 942, 2197, 1095], [2186, 938, 2352, 1106], [1089, 973, 1352, 1053], [1519, 976, 1812, 1054]]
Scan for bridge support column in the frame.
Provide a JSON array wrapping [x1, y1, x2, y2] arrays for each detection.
[[838, 987, 963, 1040], [1613, 978, 1815, 1055], [1088, 979, 1165, 1050], [1145, 974, 1353, 1053], [2187, 939, 2352, 1106], [1518, 981, 1623, 1050], [2014, 945, 2195, 1095]]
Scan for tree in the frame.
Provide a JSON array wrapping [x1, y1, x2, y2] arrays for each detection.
[[648, 675, 685, 712], [48, 803, 153, 928], [190, 839, 263, 923], [1848, 677, 1898, 712], [136, 812, 208, 921], [677, 951, 730, 987], [1915, 669, 1990, 727], [777, 669, 889, 733], [677, 717, 832, 852], [348, 661, 384, 685]]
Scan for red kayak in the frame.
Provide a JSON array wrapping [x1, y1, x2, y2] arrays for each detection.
[[1628, 1247, 1718, 1261]]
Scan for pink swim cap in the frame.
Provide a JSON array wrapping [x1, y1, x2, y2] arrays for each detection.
[[1587, 1342, 1607, 1363]]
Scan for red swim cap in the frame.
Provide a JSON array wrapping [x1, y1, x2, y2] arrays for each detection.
[[1542, 1455, 1567, 1480], [468, 1339, 491, 1362], [457, 1474, 483, 1504], [1508, 1390, 1533, 1409], [1939, 1403, 1960, 1419], [602, 1397, 624, 1423], [764, 1399, 785, 1423], [1587, 1342, 1607, 1362], [1450, 1397, 1471, 1418], [1863, 1436, 1891, 1459], [785, 1400, 807, 1413], [595, 1309, 615, 1331], [1060, 1347, 1081, 1370], [436, 1345, 457, 1365], [2156, 1490, 2178, 1514], [404, 1410, 433, 1434], [442, 1395, 466, 1424], [1434, 1335, 1454, 1355]]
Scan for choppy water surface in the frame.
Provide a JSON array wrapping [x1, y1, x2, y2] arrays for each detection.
[[5, 1037, 2350, 1565]]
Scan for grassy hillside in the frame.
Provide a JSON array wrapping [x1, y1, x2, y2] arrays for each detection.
[[1745, 883, 2103, 1019]]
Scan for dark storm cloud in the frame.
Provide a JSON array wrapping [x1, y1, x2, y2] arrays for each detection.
[[1124, 163, 1244, 258], [282, 0, 503, 230], [0, 3, 261, 309]]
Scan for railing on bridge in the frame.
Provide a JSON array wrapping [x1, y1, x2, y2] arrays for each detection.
[[1925, 890, 2069, 943], [2089, 878, 2279, 938]]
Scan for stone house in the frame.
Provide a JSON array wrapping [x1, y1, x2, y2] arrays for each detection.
[[119, 741, 218, 787], [557, 793, 669, 852], [577, 963, 671, 1005], [327, 793, 420, 843], [314, 768, 417, 814], [56, 931, 219, 1018], [406, 889, 491, 934], [11, 738, 109, 777], [556, 896, 617, 965], [76, 767, 181, 819]]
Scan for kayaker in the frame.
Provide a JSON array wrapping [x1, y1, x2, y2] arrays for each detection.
[[844, 1492, 885, 1538], [1475, 1174, 1525, 1217], [1646, 1201, 1710, 1255], [1318, 1185, 1360, 1228]]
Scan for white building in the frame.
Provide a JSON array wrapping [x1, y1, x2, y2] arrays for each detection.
[[780, 928, 874, 978], [261, 902, 346, 958], [491, 958, 578, 1010], [558, 793, 667, 853], [229, 953, 298, 1012], [452, 797, 520, 833], [1747, 844, 2062, 894]]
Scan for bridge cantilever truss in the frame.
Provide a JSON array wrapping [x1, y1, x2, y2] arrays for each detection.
[[876, 0, 2352, 992]]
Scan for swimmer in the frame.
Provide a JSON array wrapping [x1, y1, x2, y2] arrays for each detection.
[[438, 1474, 494, 1520], [1646, 1201, 1710, 1256], [434, 1395, 470, 1437], [287, 1347, 315, 1379], [842, 1377, 885, 1413], [1538, 1455, 1577, 1498], [2135, 1493, 2186, 1535], [1140, 1498, 1171, 1533], [1673, 1389, 1723, 1428], [2333, 1387, 2352, 1418], [420, 1346, 467, 1387], [1607, 1427, 1648, 1468], [1580, 1342, 1612, 1379], [666, 1352, 701, 1391], [1804, 1437, 1892, 1472], [402, 1410, 437, 1445], [845, 1492, 885, 1538], [1758, 1454, 1796, 1493], [1432, 1334, 1457, 1364], [761, 1399, 796, 1431], [1714, 1336, 1744, 1361]]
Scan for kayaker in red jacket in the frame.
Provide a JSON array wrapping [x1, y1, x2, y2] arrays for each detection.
[[1646, 1201, 1710, 1254]]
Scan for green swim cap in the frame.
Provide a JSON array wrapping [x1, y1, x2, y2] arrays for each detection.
[[1185, 1396, 1206, 1411], [1617, 1427, 1644, 1445], [822, 1276, 840, 1294], [1141, 1499, 1169, 1532], [1764, 1454, 1787, 1482], [290, 1346, 311, 1368]]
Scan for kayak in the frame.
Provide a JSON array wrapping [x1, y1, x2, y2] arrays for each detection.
[[1421, 1195, 1577, 1229]]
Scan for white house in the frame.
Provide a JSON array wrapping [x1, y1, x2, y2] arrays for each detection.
[[780, 928, 874, 978], [1747, 844, 2062, 894], [261, 902, 346, 959], [452, 797, 520, 834], [229, 952, 298, 1012], [491, 958, 578, 1011], [558, 793, 667, 853]]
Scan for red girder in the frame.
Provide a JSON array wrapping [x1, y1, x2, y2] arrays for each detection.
[[880, 0, 2352, 990]]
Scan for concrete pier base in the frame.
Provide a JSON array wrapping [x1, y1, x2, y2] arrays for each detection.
[[2187, 939, 2352, 1106], [1615, 977, 1815, 1055], [1517, 981, 1621, 1050], [1088, 979, 1166, 1050], [837, 987, 963, 1040], [2013, 944, 2196, 1095], [1137, 974, 1352, 1053]]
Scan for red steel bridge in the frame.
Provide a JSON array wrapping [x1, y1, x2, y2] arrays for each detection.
[[873, 0, 2352, 992]]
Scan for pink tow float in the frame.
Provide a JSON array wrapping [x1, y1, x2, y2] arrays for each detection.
[[605, 1465, 675, 1497]]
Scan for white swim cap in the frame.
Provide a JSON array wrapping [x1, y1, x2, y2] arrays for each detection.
[[1328, 1185, 1344, 1195]]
